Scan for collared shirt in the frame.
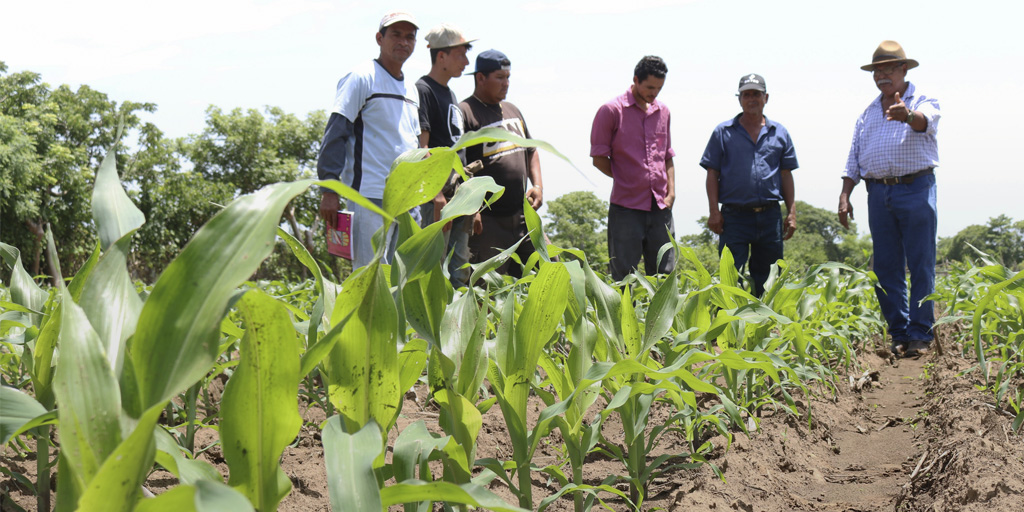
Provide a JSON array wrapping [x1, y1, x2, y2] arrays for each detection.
[[844, 81, 940, 184], [700, 114, 798, 206], [321, 59, 420, 199], [590, 88, 674, 211]]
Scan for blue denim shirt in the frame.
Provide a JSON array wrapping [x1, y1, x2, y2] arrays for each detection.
[[700, 114, 799, 206]]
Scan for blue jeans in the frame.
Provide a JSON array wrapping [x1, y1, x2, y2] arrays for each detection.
[[719, 204, 783, 297], [866, 174, 937, 342], [350, 198, 421, 270]]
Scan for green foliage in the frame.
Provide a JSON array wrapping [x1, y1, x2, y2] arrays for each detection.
[[544, 191, 609, 272], [938, 215, 1024, 270]]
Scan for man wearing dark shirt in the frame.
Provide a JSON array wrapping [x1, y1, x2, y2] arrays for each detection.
[[459, 50, 543, 278], [701, 73, 799, 297], [416, 23, 474, 288]]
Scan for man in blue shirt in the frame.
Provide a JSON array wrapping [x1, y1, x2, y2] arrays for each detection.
[[700, 74, 798, 297], [838, 41, 940, 357]]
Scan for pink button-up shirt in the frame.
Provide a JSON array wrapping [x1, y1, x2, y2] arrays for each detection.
[[590, 89, 674, 211]]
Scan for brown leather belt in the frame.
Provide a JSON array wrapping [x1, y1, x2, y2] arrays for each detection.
[[865, 167, 934, 185]]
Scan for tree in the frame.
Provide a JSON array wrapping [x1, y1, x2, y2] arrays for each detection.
[[543, 191, 609, 271], [939, 215, 1024, 269], [1, 62, 157, 281], [177, 106, 329, 280]]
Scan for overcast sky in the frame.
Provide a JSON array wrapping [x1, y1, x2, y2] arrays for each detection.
[[3, 0, 1022, 238]]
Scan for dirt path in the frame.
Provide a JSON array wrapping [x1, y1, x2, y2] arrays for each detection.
[[671, 347, 1023, 512]]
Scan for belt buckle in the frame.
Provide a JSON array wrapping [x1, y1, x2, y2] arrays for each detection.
[[751, 206, 766, 213], [881, 176, 900, 185]]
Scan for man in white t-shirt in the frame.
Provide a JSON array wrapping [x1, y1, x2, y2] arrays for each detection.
[[317, 11, 421, 270]]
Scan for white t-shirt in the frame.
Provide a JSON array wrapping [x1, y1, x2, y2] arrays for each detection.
[[332, 60, 420, 199]]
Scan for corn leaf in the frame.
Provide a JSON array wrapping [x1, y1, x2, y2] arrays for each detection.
[[381, 480, 530, 512], [221, 290, 302, 512], [53, 287, 123, 495], [75, 404, 163, 512], [0, 386, 49, 445], [91, 147, 145, 251], [78, 232, 142, 377], [323, 417, 384, 511], [325, 261, 400, 432]]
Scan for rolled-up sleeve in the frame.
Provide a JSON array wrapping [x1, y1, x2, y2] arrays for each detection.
[[590, 104, 616, 158], [843, 114, 865, 183], [915, 95, 941, 136]]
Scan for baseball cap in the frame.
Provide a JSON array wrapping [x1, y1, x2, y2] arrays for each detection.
[[379, 11, 418, 30], [425, 23, 476, 49], [471, 49, 510, 74], [738, 73, 766, 93]]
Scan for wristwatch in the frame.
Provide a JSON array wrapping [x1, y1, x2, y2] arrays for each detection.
[[905, 110, 915, 124]]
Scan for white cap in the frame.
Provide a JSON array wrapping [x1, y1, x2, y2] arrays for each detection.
[[379, 11, 418, 30]]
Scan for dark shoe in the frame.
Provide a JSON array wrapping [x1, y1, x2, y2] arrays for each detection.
[[906, 340, 931, 357], [891, 341, 907, 357]]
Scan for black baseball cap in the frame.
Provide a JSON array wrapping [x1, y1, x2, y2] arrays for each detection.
[[738, 73, 767, 93], [470, 49, 510, 74]]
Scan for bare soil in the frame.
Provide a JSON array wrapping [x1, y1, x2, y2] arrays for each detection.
[[3, 336, 1022, 511]]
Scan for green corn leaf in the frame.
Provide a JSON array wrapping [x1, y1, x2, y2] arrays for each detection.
[[383, 147, 456, 219], [135, 479, 255, 512], [91, 146, 145, 251], [75, 404, 163, 512], [66, 241, 101, 302], [275, 227, 332, 347], [52, 287, 123, 494], [132, 180, 378, 410], [221, 290, 302, 512], [325, 261, 401, 432], [391, 420, 450, 483], [78, 232, 142, 377], [403, 264, 449, 346], [972, 269, 1024, 382], [0, 386, 49, 445], [398, 338, 429, 394], [381, 480, 530, 512], [641, 271, 681, 354], [620, 287, 642, 359], [0, 243, 48, 315], [522, 197, 550, 263], [322, 417, 384, 511], [153, 427, 221, 485]]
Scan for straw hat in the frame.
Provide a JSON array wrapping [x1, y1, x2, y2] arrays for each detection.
[[861, 40, 919, 71]]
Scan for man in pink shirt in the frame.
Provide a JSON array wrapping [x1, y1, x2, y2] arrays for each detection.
[[590, 55, 676, 281]]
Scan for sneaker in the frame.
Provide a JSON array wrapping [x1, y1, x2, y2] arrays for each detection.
[[906, 339, 931, 357]]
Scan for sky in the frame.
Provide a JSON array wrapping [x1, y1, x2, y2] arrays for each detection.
[[3, 0, 1022, 238]]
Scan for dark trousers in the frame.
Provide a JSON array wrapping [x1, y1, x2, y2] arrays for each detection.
[[719, 204, 783, 297], [607, 201, 675, 281], [469, 210, 534, 279]]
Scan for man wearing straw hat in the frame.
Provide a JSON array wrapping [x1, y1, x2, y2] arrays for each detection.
[[837, 40, 941, 357]]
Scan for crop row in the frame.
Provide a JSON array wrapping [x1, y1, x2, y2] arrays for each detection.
[[2, 130, 886, 512]]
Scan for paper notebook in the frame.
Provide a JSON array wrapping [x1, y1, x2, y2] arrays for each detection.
[[327, 210, 354, 260]]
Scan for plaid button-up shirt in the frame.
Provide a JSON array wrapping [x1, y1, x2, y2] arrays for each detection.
[[844, 82, 940, 183]]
